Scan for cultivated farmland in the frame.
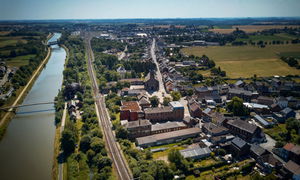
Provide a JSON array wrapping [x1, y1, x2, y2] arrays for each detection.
[[182, 44, 300, 78]]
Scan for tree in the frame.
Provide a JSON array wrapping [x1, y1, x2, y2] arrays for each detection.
[[140, 173, 154, 180], [163, 97, 171, 106], [116, 126, 129, 139], [149, 96, 159, 107], [286, 118, 300, 132], [171, 91, 181, 101], [227, 96, 249, 116], [79, 135, 91, 153], [90, 137, 105, 154], [168, 149, 189, 174], [61, 129, 76, 155]]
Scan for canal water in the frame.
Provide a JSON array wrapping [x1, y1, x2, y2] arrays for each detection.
[[0, 33, 66, 180]]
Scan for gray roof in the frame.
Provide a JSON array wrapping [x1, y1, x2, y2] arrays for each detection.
[[231, 137, 247, 149], [281, 107, 294, 115], [169, 101, 184, 109], [228, 88, 252, 96], [203, 122, 228, 134], [151, 121, 186, 132], [126, 119, 151, 129], [136, 128, 201, 146], [227, 119, 258, 134], [144, 106, 173, 114], [180, 146, 211, 158], [284, 160, 300, 175], [254, 115, 271, 127], [250, 144, 266, 156]]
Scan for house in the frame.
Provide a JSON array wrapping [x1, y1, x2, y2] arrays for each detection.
[[138, 96, 151, 110], [281, 107, 296, 120], [281, 143, 300, 164], [275, 96, 289, 109], [256, 96, 274, 106], [194, 86, 218, 99], [282, 160, 300, 180], [116, 66, 127, 79], [224, 119, 265, 143], [230, 137, 250, 158], [250, 144, 270, 159], [227, 88, 253, 102], [180, 146, 212, 160], [235, 80, 245, 88], [258, 153, 282, 174], [202, 122, 229, 137], [145, 71, 159, 91], [120, 101, 143, 121], [188, 99, 202, 118]]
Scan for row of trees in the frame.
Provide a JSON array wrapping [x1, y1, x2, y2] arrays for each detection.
[[56, 34, 113, 179]]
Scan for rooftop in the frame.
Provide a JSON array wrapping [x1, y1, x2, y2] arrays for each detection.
[[126, 119, 151, 129], [231, 137, 247, 149], [144, 106, 173, 114], [180, 146, 211, 159], [136, 128, 201, 145], [120, 101, 141, 112], [151, 121, 186, 132], [284, 160, 300, 175], [169, 101, 184, 109], [227, 119, 258, 134]]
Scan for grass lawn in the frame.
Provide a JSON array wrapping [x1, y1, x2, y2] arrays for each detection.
[[193, 158, 218, 167], [150, 143, 185, 160], [182, 44, 300, 78], [6, 54, 35, 67]]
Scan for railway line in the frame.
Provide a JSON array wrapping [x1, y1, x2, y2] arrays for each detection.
[[85, 33, 132, 180]]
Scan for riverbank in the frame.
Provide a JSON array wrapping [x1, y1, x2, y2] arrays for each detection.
[[0, 46, 52, 140], [52, 44, 69, 180]]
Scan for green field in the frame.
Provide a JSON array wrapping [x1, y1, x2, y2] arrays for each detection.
[[236, 33, 297, 42], [0, 36, 27, 48], [182, 44, 300, 78], [6, 54, 35, 67]]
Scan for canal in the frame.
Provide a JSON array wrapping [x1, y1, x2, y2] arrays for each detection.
[[0, 33, 66, 180]]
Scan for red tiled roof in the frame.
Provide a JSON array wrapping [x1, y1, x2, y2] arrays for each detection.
[[121, 101, 141, 112], [284, 143, 295, 151]]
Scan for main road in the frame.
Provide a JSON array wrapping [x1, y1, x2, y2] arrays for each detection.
[[149, 38, 171, 103], [84, 32, 132, 180]]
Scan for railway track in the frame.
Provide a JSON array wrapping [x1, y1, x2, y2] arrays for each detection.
[[85, 33, 132, 180]]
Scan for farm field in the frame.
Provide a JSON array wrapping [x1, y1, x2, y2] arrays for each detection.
[[6, 54, 35, 67], [236, 33, 297, 42], [182, 44, 300, 78], [209, 25, 300, 34]]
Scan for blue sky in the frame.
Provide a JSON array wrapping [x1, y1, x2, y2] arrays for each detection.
[[0, 0, 300, 20]]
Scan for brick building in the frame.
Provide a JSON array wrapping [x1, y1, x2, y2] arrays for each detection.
[[144, 101, 184, 122], [120, 101, 143, 121], [125, 119, 152, 139]]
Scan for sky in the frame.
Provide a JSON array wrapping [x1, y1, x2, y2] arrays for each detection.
[[0, 0, 300, 20]]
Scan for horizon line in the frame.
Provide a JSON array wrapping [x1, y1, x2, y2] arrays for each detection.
[[1, 16, 300, 22]]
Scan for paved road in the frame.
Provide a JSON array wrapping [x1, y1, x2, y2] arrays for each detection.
[[118, 45, 127, 60], [58, 102, 67, 180], [85, 33, 132, 180], [149, 38, 171, 103]]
